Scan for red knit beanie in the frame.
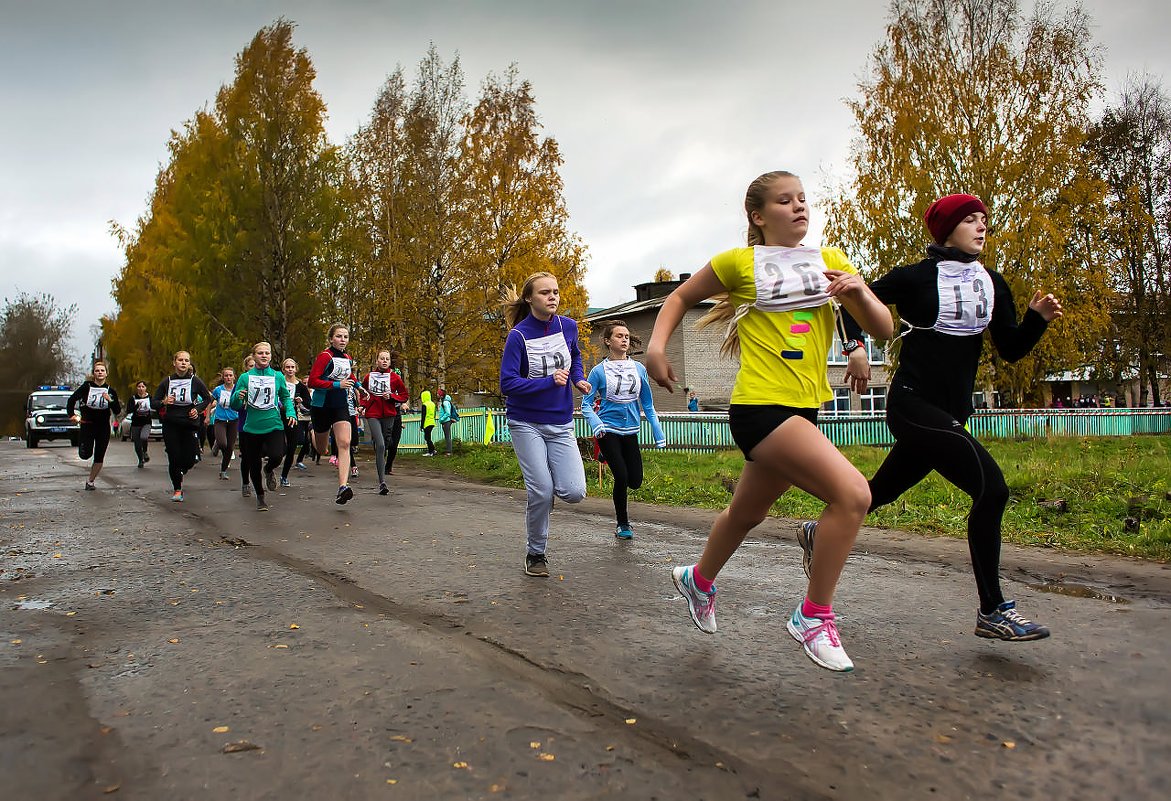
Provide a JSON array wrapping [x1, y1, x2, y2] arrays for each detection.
[[924, 194, 988, 244]]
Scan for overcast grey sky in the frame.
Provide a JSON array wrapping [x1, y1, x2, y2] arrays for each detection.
[[2, 0, 1167, 361]]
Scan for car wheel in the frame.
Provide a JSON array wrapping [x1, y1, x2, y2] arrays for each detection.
[[27, 436, 38, 449]]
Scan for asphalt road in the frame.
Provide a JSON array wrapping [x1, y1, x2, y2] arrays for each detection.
[[2, 439, 1168, 800]]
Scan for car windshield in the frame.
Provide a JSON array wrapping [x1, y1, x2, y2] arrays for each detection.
[[30, 393, 71, 411]]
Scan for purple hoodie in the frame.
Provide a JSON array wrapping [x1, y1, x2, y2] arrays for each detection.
[[499, 314, 585, 425]]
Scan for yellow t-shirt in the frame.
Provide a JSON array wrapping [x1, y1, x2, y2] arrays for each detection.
[[709, 246, 856, 407]]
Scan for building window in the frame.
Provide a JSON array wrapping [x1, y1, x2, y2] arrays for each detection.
[[860, 386, 887, 412], [828, 334, 884, 365], [822, 388, 851, 415]]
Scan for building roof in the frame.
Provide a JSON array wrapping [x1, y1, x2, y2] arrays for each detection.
[[585, 295, 714, 323]]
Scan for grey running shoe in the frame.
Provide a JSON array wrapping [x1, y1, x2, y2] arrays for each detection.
[[975, 601, 1051, 641], [279, 477, 291, 488], [524, 553, 550, 577], [265, 469, 277, 492], [671, 565, 717, 634], [242, 485, 251, 498], [256, 495, 269, 512], [796, 521, 817, 579]]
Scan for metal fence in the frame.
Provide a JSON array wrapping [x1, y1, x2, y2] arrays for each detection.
[[387, 407, 1171, 452]]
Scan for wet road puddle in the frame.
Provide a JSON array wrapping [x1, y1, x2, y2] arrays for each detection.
[[1026, 582, 1131, 604], [13, 598, 53, 610]]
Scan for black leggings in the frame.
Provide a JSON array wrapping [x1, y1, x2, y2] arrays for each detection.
[[386, 415, 403, 471], [422, 424, 435, 455], [162, 423, 200, 490], [239, 430, 285, 496], [597, 433, 643, 528], [868, 390, 1009, 613], [295, 421, 315, 463], [281, 422, 301, 478], [79, 422, 111, 464]]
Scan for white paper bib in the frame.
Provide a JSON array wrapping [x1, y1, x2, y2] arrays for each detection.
[[525, 332, 571, 379], [603, 360, 639, 404], [752, 246, 832, 313], [248, 375, 277, 410], [134, 397, 151, 414], [217, 386, 233, 408], [168, 378, 193, 405], [326, 357, 352, 381], [86, 386, 109, 410], [368, 372, 391, 395], [934, 260, 994, 335]]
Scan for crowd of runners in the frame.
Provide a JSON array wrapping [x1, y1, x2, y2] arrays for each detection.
[[61, 172, 1063, 674]]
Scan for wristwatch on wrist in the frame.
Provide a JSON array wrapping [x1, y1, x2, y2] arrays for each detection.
[[842, 339, 865, 356]]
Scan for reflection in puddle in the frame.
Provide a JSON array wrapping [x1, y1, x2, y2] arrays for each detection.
[[14, 599, 53, 610], [1027, 582, 1131, 604]]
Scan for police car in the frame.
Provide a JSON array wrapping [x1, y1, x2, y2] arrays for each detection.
[[24, 385, 80, 448]]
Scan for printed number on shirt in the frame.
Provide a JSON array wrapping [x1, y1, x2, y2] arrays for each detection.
[[248, 375, 277, 410], [169, 378, 193, 404], [135, 398, 151, 414], [935, 261, 994, 335], [603, 360, 640, 404], [327, 357, 352, 381], [368, 372, 391, 395], [753, 247, 831, 313], [525, 332, 571, 379], [86, 387, 109, 410]]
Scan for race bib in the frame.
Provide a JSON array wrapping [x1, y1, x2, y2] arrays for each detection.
[[217, 387, 233, 408], [326, 357, 352, 381], [752, 246, 832, 313], [134, 398, 151, 414], [168, 378, 193, 405], [86, 387, 109, 410], [248, 375, 277, 410], [525, 332, 571, 379], [368, 372, 391, 395], [603, 360, 639, 404], [935, 261, 994, 335]]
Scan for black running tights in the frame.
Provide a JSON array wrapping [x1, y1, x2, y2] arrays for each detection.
[[597, 433, 643, 528], [239, 430, 285, 497], [868, 391, 1008, 613], [162, 423, 199, 491]]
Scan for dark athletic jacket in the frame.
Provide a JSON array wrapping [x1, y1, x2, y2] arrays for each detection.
[[846, 246, 1048, 421]]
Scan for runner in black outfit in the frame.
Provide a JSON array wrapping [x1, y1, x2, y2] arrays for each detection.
[[801, 193, 1063, 641], [152, 350, 211, 502], [67, 360, 121, 490], [127, 381, 154, 467]]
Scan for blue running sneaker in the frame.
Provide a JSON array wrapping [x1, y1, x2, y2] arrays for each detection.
[[671, 565, 716, 633], [787, 605, 854, 672], [796, 521, 817, 579], [975, 601, 1051, 641], [614, 524, 634, 540]]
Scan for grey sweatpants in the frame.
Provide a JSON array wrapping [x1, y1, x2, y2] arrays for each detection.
[[507, 419, 586, 555]]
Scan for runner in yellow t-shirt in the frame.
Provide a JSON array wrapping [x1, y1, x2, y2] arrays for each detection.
[[646, 170, 893, 672]]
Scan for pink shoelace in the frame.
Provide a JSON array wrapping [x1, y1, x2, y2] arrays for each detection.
[[801, 614, 841, 647]]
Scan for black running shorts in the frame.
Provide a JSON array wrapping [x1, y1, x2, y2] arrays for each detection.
[[728, 404, 819, 460], [310, 405, 350, 434]]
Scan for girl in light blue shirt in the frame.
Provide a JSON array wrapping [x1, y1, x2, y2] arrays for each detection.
[[581, 320, 665, 539]]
